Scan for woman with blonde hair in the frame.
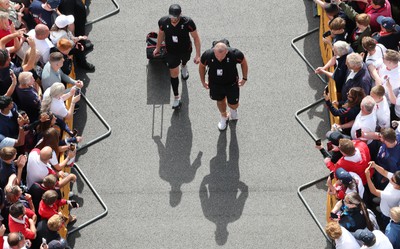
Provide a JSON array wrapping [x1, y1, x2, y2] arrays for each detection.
[[41, 82, 80, 121]]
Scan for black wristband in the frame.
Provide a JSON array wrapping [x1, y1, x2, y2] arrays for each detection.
[[243, 77, 247, 81]]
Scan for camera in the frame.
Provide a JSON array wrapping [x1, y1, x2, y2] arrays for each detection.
[[323, 30, 332, 38]]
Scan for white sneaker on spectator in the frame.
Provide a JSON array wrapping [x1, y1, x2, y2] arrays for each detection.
[[218, 116, 228, 131], [230, 109, 238, 120], [69, 191, 74, 198], [181, 66, 189, 80], [172, 97, 182, 109]]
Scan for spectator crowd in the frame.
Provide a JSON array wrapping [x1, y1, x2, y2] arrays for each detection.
[[0, 0, 94, 248], [313, 0, 400, 248]]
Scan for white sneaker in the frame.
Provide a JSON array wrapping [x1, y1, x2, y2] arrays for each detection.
[[181, 66, 189, 80], [218, 116, 228, 131], [230, 109, 238, 120], [172, 98, 181, 109]]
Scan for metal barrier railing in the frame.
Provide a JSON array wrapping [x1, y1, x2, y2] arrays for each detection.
[[64, 0, 120, 235], [67, 92, 112, 236], [291, 29, 334, 247], [86, 0, 120, 26]]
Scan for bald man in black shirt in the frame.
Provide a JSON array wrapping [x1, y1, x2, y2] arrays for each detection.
[[199, 41, 248, 131]]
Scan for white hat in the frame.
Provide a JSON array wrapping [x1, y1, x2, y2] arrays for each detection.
[[55, 15, 75, 28]]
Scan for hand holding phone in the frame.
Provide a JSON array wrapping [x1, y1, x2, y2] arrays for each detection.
[[356, 128, 362, 138], [327, 141, 333, 151], [70, 143, 76, 151], [69, 200, 79, 208]]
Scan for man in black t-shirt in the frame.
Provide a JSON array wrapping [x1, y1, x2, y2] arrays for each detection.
[[153, 4, 201, 109], [199, 42, 248, 131]]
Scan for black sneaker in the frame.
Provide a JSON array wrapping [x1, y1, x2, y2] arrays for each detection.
[[78, 62, 95, 72]]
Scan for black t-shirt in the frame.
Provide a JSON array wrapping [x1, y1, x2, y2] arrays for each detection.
[[158, 16, 196, 54], [201, 48, 244, 85], [373, 32, 400, 51]]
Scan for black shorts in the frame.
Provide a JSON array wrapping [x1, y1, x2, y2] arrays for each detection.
[[209, 82, 240, 105], [165, 50, 192, 69]]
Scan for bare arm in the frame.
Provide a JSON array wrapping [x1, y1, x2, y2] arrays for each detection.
[[238, 57, 248, 86], [199, 62, 208, 89], [365, 164, 381, 197], [22, 37, 36, 72], [190, 30, 201, 64]]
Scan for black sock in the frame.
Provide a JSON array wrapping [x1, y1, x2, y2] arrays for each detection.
[[171, 77, 179, 96]]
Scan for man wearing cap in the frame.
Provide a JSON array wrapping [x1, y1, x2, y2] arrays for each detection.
[[329, 167, 365, 199], [29, 0, 60, 29], [373, 16, 400, 51], [354, 228, 393, 249], [153, 4, 201, 109]]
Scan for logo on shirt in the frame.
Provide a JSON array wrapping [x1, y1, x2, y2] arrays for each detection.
[[181, 25, 184, 29]]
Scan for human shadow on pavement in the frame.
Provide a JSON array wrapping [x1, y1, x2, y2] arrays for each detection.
[[153, 80, 203, 207], [199, 122, 249, 246]]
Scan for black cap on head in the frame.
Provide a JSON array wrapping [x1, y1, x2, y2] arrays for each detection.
[[169, 4, 181, 18]]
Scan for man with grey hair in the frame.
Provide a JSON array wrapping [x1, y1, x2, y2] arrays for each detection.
[[199, 41, 248, 131], [350, 96, 381, 159], [15, 72, 41, 122], [341, 52, 372, 101]]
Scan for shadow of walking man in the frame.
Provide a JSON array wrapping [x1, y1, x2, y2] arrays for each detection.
[[199, 123, 249, 245], [153, 80, 202, 207]]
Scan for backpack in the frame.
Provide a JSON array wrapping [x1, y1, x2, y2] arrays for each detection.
[[146, 32, 167, 60]]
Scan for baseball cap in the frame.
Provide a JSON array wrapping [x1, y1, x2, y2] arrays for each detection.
[[326, 131, 350, 146], [55, 15, 74, 28], [48, 239, 67, 249], [377, 16, 400, 32], [353, 229, 376, 247], [47, 0, 61, 9], [335, 168, 353, 185], [169, 4, 181, 18]]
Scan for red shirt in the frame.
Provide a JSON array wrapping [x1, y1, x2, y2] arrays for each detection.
[[326, 140, 374, 185], [8, 208, 36, 240], [38, 199, 67, 220]]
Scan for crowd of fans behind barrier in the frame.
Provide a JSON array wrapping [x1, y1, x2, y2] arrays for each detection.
[[312, 0, 400, 248], [0, 0, 95, 248]]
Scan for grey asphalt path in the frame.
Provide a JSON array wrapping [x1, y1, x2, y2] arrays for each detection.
[[66, 0, 334, 248]]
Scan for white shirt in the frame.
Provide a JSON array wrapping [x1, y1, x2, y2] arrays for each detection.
[[43, 88, 68, 119], [347, 172, 365, 199], [336, 226, 360, 249], [361, 230, 393, 249], [395, 95, 400, 118], [378, 65, 400, 100], [365, 44, 386, 69], [351, 111, 377, 144], [27, 29, 54, 65], [26, 149, 52, 189], [375, 96, 391, 129], [380, 172, 400, 217]]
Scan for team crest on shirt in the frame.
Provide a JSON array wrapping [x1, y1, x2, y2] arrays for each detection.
[[167, 25, 169, 28], [227, 58, 230, 62], [181, 25, 184, 29]]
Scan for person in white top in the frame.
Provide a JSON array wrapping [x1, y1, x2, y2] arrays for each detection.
[[325, 222, 360, 249], [377, 50, 400, 101], [350, 96, 379, 144], [362, 37, 386, 84], [370, 85, 391, 129], [41, 82, 80, 121], [27, 24, 54, 65], [385, 76, 400, 119], [365, 161, 400, 228], [353, 228, 393, 249]]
